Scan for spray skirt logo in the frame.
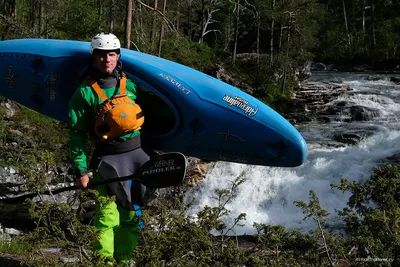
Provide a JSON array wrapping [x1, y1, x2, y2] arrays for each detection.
[[142, 159, 182, 175], [223, 95, 258, 116]]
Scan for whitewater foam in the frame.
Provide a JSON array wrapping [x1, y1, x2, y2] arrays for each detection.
[[184, 73, 400, 235]]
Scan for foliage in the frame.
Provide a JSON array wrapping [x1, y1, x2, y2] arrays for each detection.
[[315, 0, 400, 66], [161, 34, 216, 71], [332, 164, 400, 266], [3, 105, 69, 167], [0, 104, 69, 203], [134, 178, 252, 266], [294, 190, 346, 266], [0, 237, 29, 256]]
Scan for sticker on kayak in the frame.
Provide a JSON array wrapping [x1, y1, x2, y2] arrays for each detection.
[[5, 65, 16, 89], [217, 130, 247, 142], [0, 53, 36, 59], [222, 95, 258, 116], [46, 72, 57, 101], [159, 73, 191, 94]]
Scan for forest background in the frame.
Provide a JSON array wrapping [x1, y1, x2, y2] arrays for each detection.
[[0, 0, 400, 266]]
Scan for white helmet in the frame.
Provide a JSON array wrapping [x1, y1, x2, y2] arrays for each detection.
[[90, 32, 121, 54]]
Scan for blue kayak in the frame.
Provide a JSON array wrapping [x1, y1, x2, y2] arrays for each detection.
[[0, 39, 308, 167]]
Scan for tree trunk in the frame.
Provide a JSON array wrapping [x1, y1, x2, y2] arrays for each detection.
[[29, 0, 36, 34], [223, 12, 232, 52], [372, 0, 376, 47], [281, 36, 289, 94], [124, 0, 133, 49], [149, 0, 158, 53], [1, 0, 16, 18], [175, 8, 179, 29], [317, 218, 335, 267], [109, 0, 115, 32], [187, 1, 192, 40], [232, 0, 240, 64], [362, 0, 365, 32], [256, 10, 260, 64], [199, 0, 220, 43], [281, 14, 292, 95], [157, 0, 167, 57], [342, 0, 351, 51], [97, 0, 102, 22], [39, 1, 46, 37], [13, 0, 17, 19], [199, 0, 206, 43], [270, 0, 276, 66], [279, 24, 283, 51]]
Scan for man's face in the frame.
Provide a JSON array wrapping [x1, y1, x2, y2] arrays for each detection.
[[93, 50, 119, 74]]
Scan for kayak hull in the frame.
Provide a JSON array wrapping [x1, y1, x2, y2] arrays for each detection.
[[0, 39, 308, 167]]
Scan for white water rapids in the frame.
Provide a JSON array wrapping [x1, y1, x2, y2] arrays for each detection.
[[184, 72, 400, 234]]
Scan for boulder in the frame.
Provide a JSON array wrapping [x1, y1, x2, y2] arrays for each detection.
[[205, 64, 253, 94], [349, 106, 381, 121], [0, 99, 21, 118]]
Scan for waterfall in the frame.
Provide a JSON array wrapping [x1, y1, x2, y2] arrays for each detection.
[[184, 72, 400, 234]]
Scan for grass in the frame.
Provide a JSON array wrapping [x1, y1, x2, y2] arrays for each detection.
[[0, 238, 29, 256]]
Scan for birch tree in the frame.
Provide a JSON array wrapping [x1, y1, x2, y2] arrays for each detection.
[[232, 0, 240, 64], [158, 0, 167, 56], [244, 0, 262, 64], [124, 0, 133, 49], [270, 0, 276, 65], [109, 0, 115, 32], [371, 0, 376, 47], [198, 0, 222, 43], [149, 0, 158, 53], [342, 0, 351, 51], [362, 0, 365, 32]]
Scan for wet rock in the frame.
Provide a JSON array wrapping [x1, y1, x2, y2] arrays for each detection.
[[9, 167, 16, 174], [187, 162, 209, 187], [0, 99, 21, 118], [205, 64, 253, 94], [311, 62, 327, 71], [366, 75, 385, 81], [390, 76, 400, 83], [351, 65, 373, 72], [298, 61, 312, 80], [349, 106, 381, 121], [307, 141, 346, 149], [385, 153, 400, 167], [0, 254, 30, 267], [287, 80, 382, 124], [333, 133, 366, 145], [286, 81, 352, 124]]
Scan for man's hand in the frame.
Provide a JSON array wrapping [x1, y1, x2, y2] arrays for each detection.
[[76, 174, 90, 189]]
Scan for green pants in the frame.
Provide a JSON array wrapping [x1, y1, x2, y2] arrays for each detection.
[[92, 178, 140, 262]]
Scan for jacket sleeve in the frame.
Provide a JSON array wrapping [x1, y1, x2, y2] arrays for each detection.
[[67, 86, 92, 176]]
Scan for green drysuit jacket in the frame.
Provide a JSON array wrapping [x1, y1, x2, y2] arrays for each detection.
[[67, 78, 140, 175]]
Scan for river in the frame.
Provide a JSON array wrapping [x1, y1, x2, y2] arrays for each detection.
[[184, 71, 400, 235]]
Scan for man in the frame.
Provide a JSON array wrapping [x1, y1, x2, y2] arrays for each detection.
[[68, 32, 148, 266]]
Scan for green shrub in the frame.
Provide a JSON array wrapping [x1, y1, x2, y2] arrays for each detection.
[[161, 35, 216, 72]]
